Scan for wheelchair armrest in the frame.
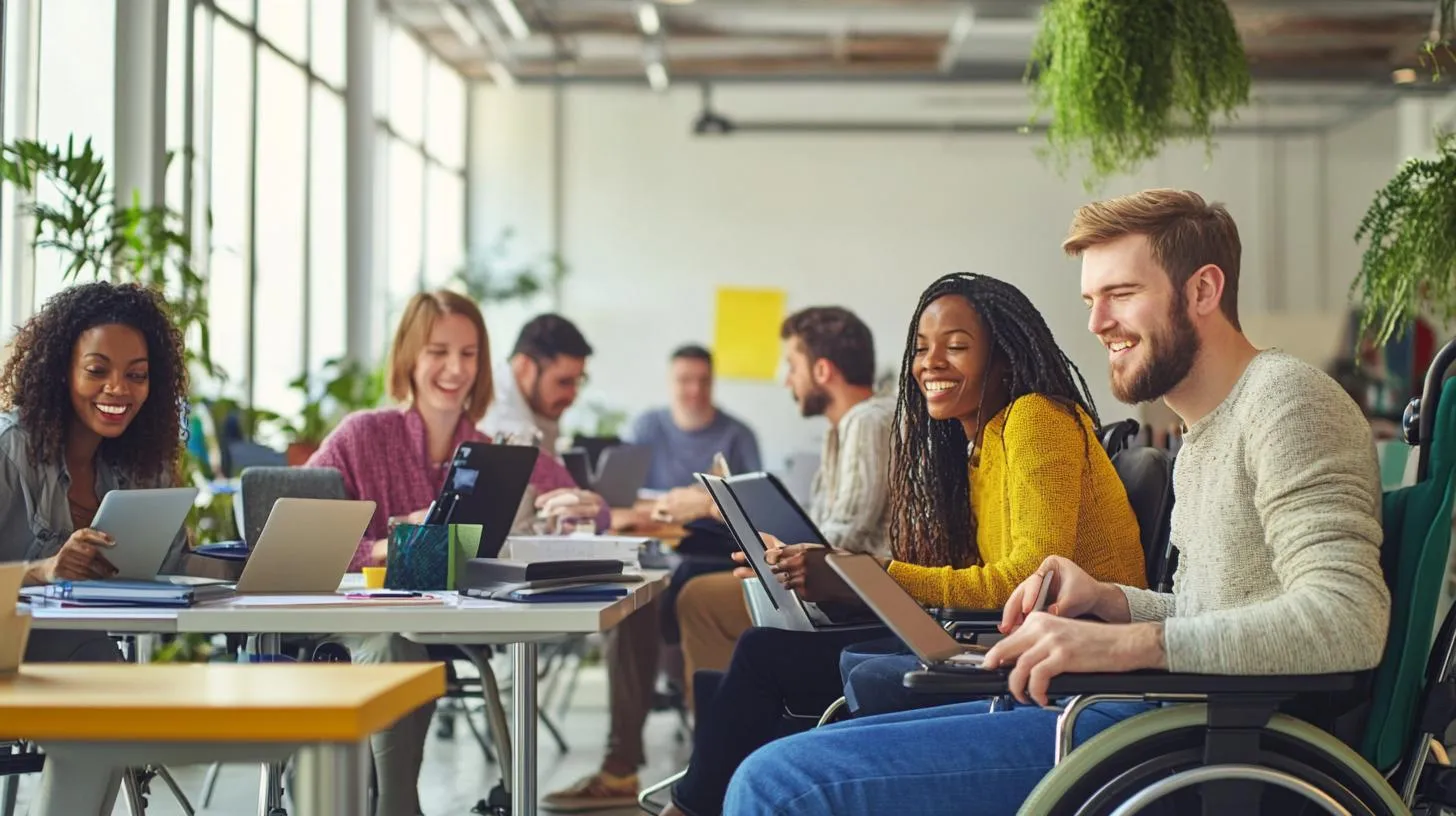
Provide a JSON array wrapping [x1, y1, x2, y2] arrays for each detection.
[[903, 668, 1369, 699], [932, 608, 1003, 639]]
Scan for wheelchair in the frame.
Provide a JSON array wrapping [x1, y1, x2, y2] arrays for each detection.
[[904, 337, 1456, 815]]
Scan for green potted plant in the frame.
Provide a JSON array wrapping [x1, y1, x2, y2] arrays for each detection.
[[1027, 0, 1251, 190], [1420, 0, 1454, 78], [272, 357, 385, 465], [1351, 132, 1456, 348]]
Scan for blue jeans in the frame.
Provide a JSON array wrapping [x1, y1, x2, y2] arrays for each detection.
[[723, 699, 1157, 816], [840, 638, 986, 716]]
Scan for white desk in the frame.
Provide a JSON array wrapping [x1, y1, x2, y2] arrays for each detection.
[[27, 572, 669, 816]]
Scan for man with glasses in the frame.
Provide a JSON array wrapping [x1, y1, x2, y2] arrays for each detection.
[[481, 313, 593, 457]]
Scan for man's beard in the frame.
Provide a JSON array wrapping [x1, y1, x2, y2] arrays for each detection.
[[799, 385, 830, 418], [1111, 300, 1201, 404]]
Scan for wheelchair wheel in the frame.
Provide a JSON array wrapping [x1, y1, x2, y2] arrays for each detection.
[[1023, 706, 1406, 816]]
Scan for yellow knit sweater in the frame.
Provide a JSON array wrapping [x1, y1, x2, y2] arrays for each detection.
[[888, 394, 1147, 609]]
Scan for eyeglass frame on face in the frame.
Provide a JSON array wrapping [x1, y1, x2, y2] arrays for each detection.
[[525, 353, 591, 392]]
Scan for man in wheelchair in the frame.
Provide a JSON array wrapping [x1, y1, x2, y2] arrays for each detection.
[[721, 189, 1397, 815]]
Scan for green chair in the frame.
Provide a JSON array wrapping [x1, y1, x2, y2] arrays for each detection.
[[905, 337, 1456, 815]]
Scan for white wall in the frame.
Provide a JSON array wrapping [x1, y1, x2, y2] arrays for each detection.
[[470, 82, 1397, 469]]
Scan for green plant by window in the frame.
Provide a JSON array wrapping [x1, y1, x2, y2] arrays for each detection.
[[1352, 132, 1456, 348], [270, 357, 385, 447], [1028, 0, 1251, 190], [0, 137, 217, 378]]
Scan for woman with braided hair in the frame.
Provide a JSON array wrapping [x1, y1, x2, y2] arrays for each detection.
[[655, 274, 1145, 816]]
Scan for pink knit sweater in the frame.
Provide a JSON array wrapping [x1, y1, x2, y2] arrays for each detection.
[[306, 407, 604, 570]]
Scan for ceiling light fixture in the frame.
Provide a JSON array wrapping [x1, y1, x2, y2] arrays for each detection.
[[440, 3, 481, 48], [938, 7, 976, 74], [646, 60, 670, 91], [487, 61, 518, 89], [637, 2, 662, 36], [489, 0, 531, 40]]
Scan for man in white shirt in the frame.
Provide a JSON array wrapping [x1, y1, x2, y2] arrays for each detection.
[[480, 313, 592, 457]]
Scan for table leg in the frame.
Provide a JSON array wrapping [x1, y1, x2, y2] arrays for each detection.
[[292, 741, 367, 816], [257, 763, 285, 816], [512, 641, 539, 816]]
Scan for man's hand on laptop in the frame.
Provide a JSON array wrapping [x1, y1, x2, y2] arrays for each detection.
[[652, 486, 714, 524], [998, 556, 1132, 634], [536, 489, 606, 531], [982, 616, 1168, 706]]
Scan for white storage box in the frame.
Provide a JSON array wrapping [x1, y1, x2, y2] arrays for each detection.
[[500, 535, 648, 568]]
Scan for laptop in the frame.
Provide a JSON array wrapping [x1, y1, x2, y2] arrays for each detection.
[[90, 487, 201, 580], [424, 441, 538, 558], [589, 445, 653, 508], [826, 552, 992, 672], [233, 498, 377, 593], [700, 473, 876, 632]]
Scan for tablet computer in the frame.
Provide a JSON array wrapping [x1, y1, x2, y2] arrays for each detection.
[[90, 487, 200, 580]]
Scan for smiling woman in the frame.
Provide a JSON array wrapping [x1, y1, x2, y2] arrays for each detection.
[[0, 281, 194, 811]]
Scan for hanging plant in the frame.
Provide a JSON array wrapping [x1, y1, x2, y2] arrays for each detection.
[[1420, 0, 1455, 78], [1352, 132, 1456, 348], [1028, 0, 1252, 190]]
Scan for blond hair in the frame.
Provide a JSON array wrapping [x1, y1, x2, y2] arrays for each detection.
[[1063, 188, 1243, 329], [388, 291, 493, 423]]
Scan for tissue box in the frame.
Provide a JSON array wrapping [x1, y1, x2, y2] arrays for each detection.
[[0, 609, 31, 674], [500, 535, 647, 567]]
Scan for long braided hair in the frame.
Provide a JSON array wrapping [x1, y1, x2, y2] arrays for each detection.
[[889, 273, 1100, 568]]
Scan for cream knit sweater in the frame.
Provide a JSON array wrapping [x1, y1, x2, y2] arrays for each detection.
[[1119, 351, 1391, 674]]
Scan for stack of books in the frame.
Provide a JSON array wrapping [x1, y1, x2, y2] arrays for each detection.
[[21, 579, 234, 608]]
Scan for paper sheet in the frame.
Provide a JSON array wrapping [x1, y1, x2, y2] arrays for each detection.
[[713, 287, 787, 381]]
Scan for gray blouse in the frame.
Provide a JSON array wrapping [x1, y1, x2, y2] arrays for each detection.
[[0, 411, 188, 574]]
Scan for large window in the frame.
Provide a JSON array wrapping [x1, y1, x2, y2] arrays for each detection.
[[0, 2, 469, 418], [376, 20, 469, 336], [33, 0, 117, 310], [175, 3, 468, 414]]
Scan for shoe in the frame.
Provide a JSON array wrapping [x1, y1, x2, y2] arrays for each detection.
[[540, 771, 640, 812]]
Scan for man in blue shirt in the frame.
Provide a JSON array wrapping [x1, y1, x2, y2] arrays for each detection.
[[625, 345, 762, 491]]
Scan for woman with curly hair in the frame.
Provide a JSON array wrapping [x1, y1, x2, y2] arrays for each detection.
[[658, 274, 1148, 816], [0, 280, 191, 812], [0, 280, 190, 624]]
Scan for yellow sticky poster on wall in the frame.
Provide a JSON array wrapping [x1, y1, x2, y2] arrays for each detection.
[[713, 287, 787, 381]]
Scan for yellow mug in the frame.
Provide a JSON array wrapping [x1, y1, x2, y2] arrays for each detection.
[[362, 567, 387, 589]]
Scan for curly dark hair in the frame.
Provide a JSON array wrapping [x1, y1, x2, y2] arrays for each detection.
[[890, 273, 1099, 569], [0, 281, 188, 484]]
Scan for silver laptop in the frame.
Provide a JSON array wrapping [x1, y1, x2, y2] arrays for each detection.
[[234, 498, 376, 594], [90, 487, 201, 580], [827, 552, 990, 672], [590, 445, 654, 508]]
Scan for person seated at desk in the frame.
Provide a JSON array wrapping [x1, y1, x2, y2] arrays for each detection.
[[659, 273, 1147, 816], [543, 309, 894, 813], [677, 307, 895, 700], [625, 344, 761, 493], [0, 281, 195, 812], [723, 189, 1390, 816], [309, 291, 607, 816], [480, 313, 593, 458]]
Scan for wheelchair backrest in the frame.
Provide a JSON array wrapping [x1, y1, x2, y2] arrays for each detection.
[[1361, 342, 1456, 772], [1110, 446, 1176, 592]]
